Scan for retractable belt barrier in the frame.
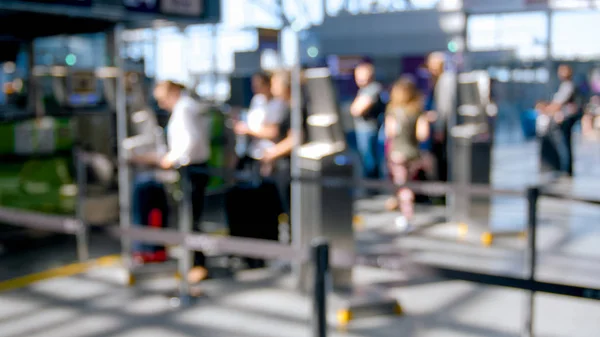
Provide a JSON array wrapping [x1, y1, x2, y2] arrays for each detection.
[[0, 207, 82, 234], [2, 163, 600, 337], [1, 188, 600, 304], [181, 164, 528, 197]]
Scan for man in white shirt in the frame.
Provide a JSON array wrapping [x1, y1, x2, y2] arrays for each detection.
[[153, 80, 211, 284]]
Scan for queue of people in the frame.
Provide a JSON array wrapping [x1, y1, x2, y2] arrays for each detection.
[[348, 52, 454, 227], [131, 54, 600, 291]]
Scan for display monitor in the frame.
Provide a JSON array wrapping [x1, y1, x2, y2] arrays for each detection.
[[457, 71, 491, 125], [68, 70, 99, 106]]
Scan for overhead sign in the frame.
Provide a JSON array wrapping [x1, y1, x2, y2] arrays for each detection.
[[328, 55, 366, 76], [122, 0, 159, 13], [21, 0, 92, 6], [123, 0, 203, 17], [257, 28, 279, 51], [161, 0, 202, 16], [524, 0, 548, 5]]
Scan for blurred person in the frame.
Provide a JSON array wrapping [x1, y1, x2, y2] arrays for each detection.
[[153, 80, 211, 285], [383, 78, 430, 229], [350, 62, 385, 182], [234, 72, 287, 172], [425, 52, 456, 201], [582, 95, 600, 139], [538, 64, 582, 176], [260, 70, 306, 213]]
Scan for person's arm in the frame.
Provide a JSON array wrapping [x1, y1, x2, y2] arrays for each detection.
[[350, 96, 375, 117], [416, 114, 430, 142], [385, 114, 396, 138], [545, 82, 575, 114], [130, 153, 161, 166], [245, 124, 279, 140], [350, 84, 380, 117], [247, 101, 286, 140], [264, 131, 294, 161]]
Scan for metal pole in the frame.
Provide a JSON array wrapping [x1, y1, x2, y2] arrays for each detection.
[[462, 135, 472, 224], [114, 23, 133, 269], [25, 41, 38, 117], [75, 148, 89, 262], [211, 24, 218, 100], [544, 8, 554, 96], [177, 168, 193, 305], [312, 238, 329, 337], [522, 186, 539, 337], [290, 27, 304, 286]]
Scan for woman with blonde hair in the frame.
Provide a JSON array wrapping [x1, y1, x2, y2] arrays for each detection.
[[384, 77, 430, 229]]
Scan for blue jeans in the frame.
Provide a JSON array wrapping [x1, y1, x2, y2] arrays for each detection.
[[377, 123, 387, 178], [355, 127, 380, 179]]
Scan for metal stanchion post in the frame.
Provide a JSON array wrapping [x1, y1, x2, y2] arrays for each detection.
[[114, 23, 133, 273], [462, 135, 472, 223], [312, 238, 329, 337], [176, 168, 193, 306], [522, 186, 539, 337], [75, 149, 89, 262], [290, 28, 303, 287]]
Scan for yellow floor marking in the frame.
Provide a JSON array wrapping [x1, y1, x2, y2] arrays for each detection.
[[0, 254, 121, 293]]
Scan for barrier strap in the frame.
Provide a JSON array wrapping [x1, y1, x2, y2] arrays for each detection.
[[1, 209, 599, 302], [0, 207, 82, 233]]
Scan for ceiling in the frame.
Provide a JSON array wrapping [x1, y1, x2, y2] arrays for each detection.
[[0, 10, 114, 40], [0, 10, 115, 62]]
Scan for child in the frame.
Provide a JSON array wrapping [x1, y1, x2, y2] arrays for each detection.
[[384, 78, 430, 229]]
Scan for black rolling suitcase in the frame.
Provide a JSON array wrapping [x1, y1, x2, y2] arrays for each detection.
[[225, 179, 284, 268]]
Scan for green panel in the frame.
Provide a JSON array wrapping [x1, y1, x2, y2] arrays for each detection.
[[0, 116, 75, 155], [0, 123, 15, 155], [0, 157, 76, 215], [54, 118, 76, 151]]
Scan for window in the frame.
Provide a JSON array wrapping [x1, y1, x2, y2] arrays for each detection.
[[550, 0, 597, 9], [552, 10, 600, 60], [155, 29, 186, 82], [467, 14, 499, 52], [467, 12, 548, 60]]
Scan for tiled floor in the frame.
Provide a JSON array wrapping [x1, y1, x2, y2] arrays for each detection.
[[1, 137, 600, 337]]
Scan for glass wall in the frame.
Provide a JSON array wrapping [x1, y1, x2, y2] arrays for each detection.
[[551, 10, 600, 60], [467, 12, 548, 60], [148, 0, 466, 100]]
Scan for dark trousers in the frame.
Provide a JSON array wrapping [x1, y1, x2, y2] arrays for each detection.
[[431, 135, 448, 204], [179, 163, 209, 267], [236, 155, 290, 214], [561, 112, 582, 176], [541, 112, 582, 176], [432, 139, 448, 183]]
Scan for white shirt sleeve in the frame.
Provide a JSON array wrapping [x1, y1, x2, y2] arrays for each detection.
[[552, 81, 575, 105], [166, 98, 208, 166]]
